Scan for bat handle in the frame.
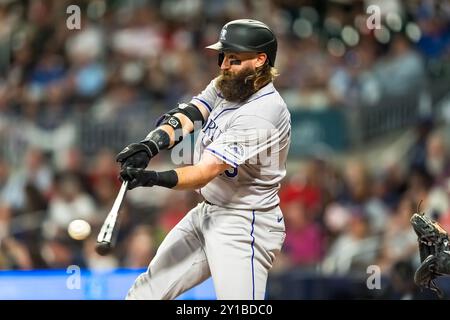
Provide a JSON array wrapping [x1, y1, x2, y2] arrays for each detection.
[[96, 241, 112, 256]]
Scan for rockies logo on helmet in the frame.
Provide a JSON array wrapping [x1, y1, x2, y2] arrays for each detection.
[[220, 28, 227, 41]]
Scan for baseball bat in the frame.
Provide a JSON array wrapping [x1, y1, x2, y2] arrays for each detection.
[[95, 181, 128, 255]]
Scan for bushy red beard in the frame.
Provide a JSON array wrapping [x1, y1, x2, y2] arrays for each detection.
[[216, 67, 257, 102]]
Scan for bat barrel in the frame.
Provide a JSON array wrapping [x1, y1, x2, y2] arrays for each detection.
[[95, 181, 128, 256]]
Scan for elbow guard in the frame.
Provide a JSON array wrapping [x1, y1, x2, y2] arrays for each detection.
[[149, 102, 205, 150], [158, 114, 184, 149], [156, 103, 205, 128]]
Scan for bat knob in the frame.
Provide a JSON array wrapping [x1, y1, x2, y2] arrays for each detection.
[[95, 241, 112, 256]]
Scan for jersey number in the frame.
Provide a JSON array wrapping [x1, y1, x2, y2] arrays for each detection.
[[224, 167, 238, 178]]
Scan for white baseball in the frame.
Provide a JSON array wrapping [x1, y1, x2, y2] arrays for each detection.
[[68, 219, 91, 240]]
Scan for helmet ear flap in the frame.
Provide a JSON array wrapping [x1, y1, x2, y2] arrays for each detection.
[[218, 52, 224, 66]]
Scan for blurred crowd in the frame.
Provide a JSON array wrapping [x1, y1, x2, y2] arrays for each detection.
[[277, 121, 450, 275], [0, 0, 449, 297]]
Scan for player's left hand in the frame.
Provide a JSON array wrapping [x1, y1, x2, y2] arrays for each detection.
[[120, 167, 157, 190], [116, 143, 152, 170]]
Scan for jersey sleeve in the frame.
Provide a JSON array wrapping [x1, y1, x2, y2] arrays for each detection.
[[189, 79, 219, 116], [204, 115, 278, 168]]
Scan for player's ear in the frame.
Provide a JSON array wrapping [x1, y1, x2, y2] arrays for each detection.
[[255, 53, 267, 68]]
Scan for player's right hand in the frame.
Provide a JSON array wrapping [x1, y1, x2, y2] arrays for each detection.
[[116, 143, 151, 169], [120, 167, 157, 189]]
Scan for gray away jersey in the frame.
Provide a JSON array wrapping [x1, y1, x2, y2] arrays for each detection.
[[190, 79, 291, 210]]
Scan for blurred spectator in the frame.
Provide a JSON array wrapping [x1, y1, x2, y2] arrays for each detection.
[[91, 175, 120, 216], [280, 160, 323, 220], [0, 205, 11, 243], [338, 159, 389, 233], [321, 208, 380, 275], [328, 38, 381, 107], [0, 148, 52, 210], [121, 225, 156, 269], [280, 190, 324, 268], [0, 237, 33, 269], [111, 6, 163, 59], [407, 117, 435, 172], [407, 166, 449, 219], [377, 195, 419, 274], [40, 235, 83, 269], [88, 148, 120, 207], [280, 36, 334, 110], [28, 50, 65, 93], [157, 191, 191, 235], [371, 162, 407, 210], [378, 260, 437, 300], [43, 172, 97, 239], [425, 131, 450, 186], [416, 2, 450, 60], [0, 157, 11, 203], [323, 202, 352, 236], [373, 34, 425, 97]]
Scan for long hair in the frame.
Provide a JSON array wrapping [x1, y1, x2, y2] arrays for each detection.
[[246, 60, 279, 91]]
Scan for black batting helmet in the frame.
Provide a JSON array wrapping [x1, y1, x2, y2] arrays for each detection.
[[206, 19, 277, 67]]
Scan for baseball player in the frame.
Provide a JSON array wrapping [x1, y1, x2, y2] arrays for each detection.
[[117, 19, 291, 300]]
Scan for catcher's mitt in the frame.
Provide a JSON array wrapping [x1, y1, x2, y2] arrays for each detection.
[[410, 211, 450, 298]]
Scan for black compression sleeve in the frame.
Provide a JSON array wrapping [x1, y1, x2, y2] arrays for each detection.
[[155, 170, 178, 189]]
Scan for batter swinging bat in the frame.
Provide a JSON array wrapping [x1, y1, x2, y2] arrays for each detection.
[[96, 181, 128, 255]]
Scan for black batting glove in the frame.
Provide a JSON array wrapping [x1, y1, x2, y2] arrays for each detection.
[[120, 167, 157, 190], [116, 143, 152, 169]]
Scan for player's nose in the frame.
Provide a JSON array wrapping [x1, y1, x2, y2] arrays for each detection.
[[220, 56, 231, 70]]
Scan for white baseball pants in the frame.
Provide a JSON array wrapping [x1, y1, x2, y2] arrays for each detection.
[[126, 201, 285, 300]]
